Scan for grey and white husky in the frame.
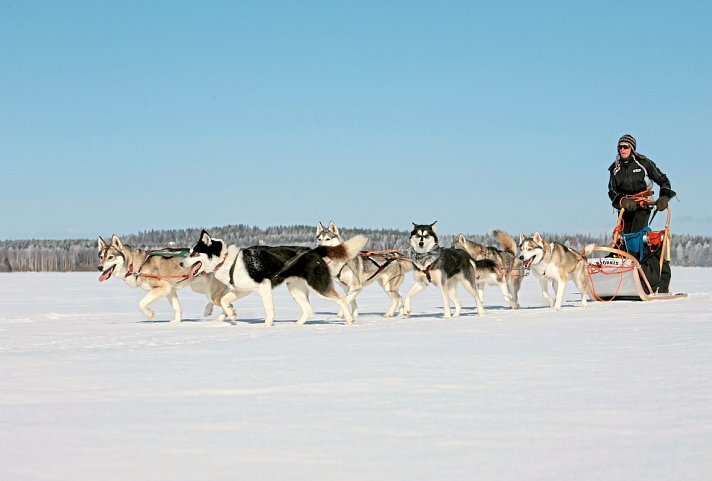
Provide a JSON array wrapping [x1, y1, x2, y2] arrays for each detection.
[[451, 230, 523, 309], [316, 221, 412, 318], [403, 222, 486, 318], [97, 235, 234, 322], [518, 232, 595, 311], [182, 230, 367, 326]]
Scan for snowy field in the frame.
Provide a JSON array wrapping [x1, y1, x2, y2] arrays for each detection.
[[1, 269, 711, 481]]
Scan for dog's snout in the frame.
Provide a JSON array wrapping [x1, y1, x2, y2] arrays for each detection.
[[97, 266, 103, 271], [518, 255, 524, 260]]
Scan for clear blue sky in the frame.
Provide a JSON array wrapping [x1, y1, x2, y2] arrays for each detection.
[[2, 1, 711, 240]]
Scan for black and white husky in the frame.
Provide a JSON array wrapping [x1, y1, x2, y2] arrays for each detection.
[[403, 222, 486, 318], [183, 230, 367, 326]]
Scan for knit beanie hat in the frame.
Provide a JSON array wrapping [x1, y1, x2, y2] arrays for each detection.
[[618, 134, 637, 150]]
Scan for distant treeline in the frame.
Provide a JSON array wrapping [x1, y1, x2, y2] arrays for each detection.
[[1, 224, 711, 272]]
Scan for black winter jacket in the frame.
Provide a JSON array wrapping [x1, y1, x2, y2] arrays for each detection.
[[608, 152, 676, 208]]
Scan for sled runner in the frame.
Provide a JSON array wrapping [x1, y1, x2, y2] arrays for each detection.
[[587, 203, 687, 301]]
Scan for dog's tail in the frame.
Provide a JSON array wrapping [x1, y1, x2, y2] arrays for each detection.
[[493, 229, 517, 255], [314, 234, 367, 261], [580, 243, 595, 258]]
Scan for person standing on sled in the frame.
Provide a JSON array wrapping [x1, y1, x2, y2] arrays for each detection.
[[608, 134, 676, 234]]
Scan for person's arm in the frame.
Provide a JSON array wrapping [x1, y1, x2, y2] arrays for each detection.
[[608, 165, 624, 207], [645, 158, 676, 199]]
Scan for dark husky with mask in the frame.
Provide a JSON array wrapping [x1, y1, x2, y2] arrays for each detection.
[[403, 222, 486, 318]]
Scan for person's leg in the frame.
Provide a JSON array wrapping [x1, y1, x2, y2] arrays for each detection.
[[622, 208, 651, 234]]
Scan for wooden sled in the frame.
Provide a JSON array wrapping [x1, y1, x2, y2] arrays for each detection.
[[587, 247, 686, 301], [587, 205, 687, 302]]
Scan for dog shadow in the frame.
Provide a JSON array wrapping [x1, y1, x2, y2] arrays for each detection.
[[137, 317, 216, 324]]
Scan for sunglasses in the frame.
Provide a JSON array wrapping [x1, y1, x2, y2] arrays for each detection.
[[618, 144, 632, 150]]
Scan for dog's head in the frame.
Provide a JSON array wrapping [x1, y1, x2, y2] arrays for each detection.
[[451, 234, 471, 252], [97, 235, 128, 282], [410, 222, 438, 253], [518, 232, 545, 269], [183, 230, 226, 279], [316, 220, 343, 247]]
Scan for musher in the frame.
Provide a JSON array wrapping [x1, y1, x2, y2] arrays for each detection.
[[608, 134, 676, 234]]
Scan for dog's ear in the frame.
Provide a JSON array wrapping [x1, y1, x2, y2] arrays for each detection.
[[328, 221, 339, 236], [533, 232, 543, 244], [458, 234, 466, 244], [316, 222, 324, 236], [200, 230, 212, 245], [519, 232, 526, 244], [430, 221, 437, 232], [111, 235, 123, 250], [97, 236, 107, 251]]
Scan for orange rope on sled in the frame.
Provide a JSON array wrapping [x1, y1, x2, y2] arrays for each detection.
[[611, 188, 655, 248], [623, 188, 655, 209]]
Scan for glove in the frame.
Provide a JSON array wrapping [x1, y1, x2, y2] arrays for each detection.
[[620, 198, 637, 211], [655, 196, 669, 211]]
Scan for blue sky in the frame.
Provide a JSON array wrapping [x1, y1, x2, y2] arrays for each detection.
[[2, 1, 711, 240]]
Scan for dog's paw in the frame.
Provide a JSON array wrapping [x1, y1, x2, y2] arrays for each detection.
[[142, 309, 156, 320]]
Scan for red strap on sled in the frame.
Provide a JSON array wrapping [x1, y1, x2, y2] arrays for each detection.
[[647, 231, 665, 247]]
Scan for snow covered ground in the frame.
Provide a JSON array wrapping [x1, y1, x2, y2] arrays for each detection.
[[1, 268, 711, 481]]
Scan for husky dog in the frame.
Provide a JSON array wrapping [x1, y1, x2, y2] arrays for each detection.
[[316, 221, 412, 318], [451, 230, 523, 309], [518, 232, 595, 311], [97, 235, 234, 322], [183, 230, 367, 326], [403, 222, 485, 318]]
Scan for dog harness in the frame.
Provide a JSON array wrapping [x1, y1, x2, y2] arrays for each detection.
[[125, 248, 192, 281], [409, 247, 440, 282]]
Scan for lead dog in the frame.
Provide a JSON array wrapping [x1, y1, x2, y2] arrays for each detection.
[[451, 230, 522, 309], [518, 232, 594, 311], [183, 230, 367, 326], [97, 235, 234, 322], [403, 222, 486, 318], [316, 221, 412, 318]]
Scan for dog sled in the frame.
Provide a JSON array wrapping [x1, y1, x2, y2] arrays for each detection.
[[587, 200, 687, 302]]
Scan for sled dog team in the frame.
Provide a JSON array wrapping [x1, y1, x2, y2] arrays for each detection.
[[97, 222, 595, 325]]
